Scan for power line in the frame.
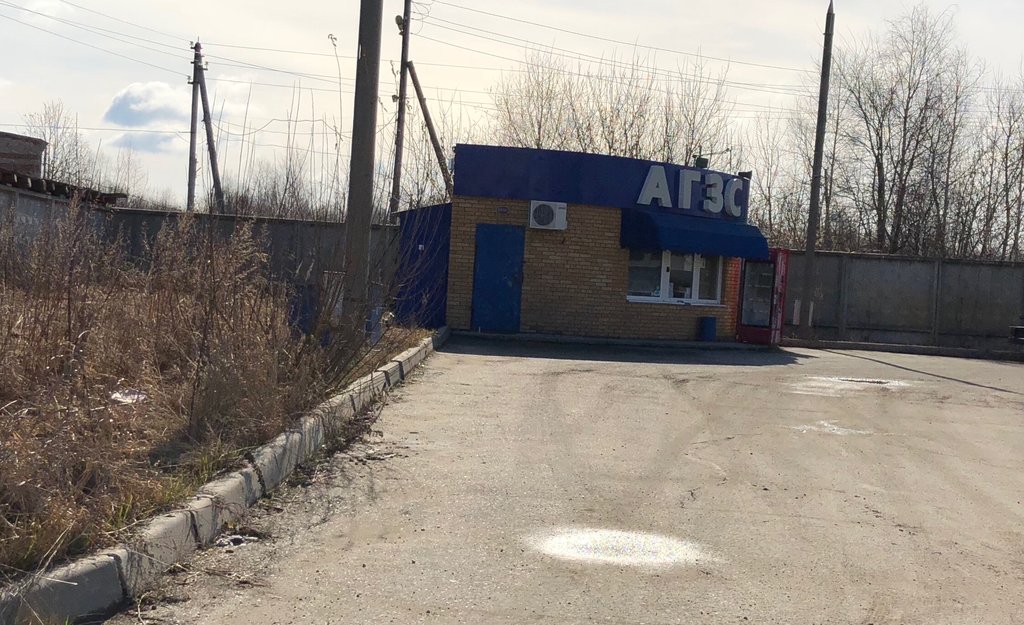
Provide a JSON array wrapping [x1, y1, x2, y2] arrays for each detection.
[[200, 41, 540, 75], [198, 37, 809, 111], [454, 81, 806, 114], [1, 4, 349, 92], [214, 117, 350, 137], [208, 76, 345, 93], [0, 122, 187, 134], [3, 1, 351, 90], [422, 15, 810, 95], [414, 32, 812, 103], [56, 0, 183, 43], [0, 10, 187, 78], [0, 3, 802, 113], [205, 75, 502, 111], [204, 42, 344, 58], [0, 0, 188, 58], [16, 0, 1024, 111], [426, 0, 815, 75], [204, 54, 343, 85], [200, 39, 556, 79], [419, 18, 811, 99], [0, 3, 862, 123]]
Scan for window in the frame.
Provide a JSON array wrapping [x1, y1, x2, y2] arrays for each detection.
[[740, 261, 774, 327], [698, 255, 722, 301], [627, 250, 663, 297], [669, 252, 694, 299], [627, 251, 723, 304]]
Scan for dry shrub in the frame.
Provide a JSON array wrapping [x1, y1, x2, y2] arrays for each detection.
[[0, 205, 335, 581]]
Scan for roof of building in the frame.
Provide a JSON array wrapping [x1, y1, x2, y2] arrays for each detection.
[[0, 131, 48, 146], [1, 165, 126, 206]]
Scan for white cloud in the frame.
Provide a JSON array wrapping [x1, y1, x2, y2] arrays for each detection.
[[103, 82, 191, 127], [110, 131, 181, 154]]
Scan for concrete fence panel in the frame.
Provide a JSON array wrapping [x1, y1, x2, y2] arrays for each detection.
[[783, 252, 843, 329], [784, 249, 1024, 350], [1, 188, 400, 290], [938, 263, 1024, 338], [845, 256, 935, 332]]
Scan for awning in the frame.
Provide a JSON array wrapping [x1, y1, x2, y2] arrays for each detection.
[[620, 209, 770, 260]]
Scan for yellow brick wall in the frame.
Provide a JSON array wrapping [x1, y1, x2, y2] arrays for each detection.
[[446, 196, 742, 341]]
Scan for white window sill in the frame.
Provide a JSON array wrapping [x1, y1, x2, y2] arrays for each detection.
[[626, 296, 726, 308]]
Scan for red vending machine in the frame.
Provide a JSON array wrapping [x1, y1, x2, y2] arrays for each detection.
[[737, 249, 789, 345]]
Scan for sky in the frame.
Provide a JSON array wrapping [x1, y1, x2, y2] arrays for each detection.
[[1, 0, 1022, 206]]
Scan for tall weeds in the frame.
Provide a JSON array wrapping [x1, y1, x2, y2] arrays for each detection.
[[0, 205, 331, 580]]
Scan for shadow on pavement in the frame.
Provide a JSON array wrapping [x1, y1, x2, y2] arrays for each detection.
[[829, 350, 1023, 395], [441, 335, 813, 367]]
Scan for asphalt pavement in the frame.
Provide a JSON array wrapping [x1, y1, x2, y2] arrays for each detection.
[[114, 337, 1024, 625]]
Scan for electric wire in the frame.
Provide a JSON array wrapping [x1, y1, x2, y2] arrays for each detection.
[[421, 15, 811, 95], [0, 122, 187, 134], [424, 0, 816, 75], [55, 0, 183, 43], [0, 10, 186, 77], [413, 32, 814, 103], [0, 0, 188, 54]]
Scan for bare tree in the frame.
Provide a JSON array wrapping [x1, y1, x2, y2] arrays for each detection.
[[981, 77, 1024, 260], [837, 6, 960, 253], [397, 93, 481, 211], [109, 146, 149, 203], [668, 57, 734, 165], [490, 51, 734, 165], [491, 51, 577, 151], [750, 110, 787, 237], [23, 100, 96, 185]]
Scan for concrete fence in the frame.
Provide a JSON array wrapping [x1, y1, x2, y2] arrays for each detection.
[[1, 185, 399, 287], [784, 250, 1024, 350]]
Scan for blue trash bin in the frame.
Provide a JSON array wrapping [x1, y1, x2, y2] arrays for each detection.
[[698, 316, 717, 342]]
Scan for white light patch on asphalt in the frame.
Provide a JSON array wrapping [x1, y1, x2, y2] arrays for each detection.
[[788, 376, 909, 397], [526, 527, 715, 569], [791, 420, 872, 435]]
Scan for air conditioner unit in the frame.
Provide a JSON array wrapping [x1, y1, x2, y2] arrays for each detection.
[[529, 200, 567, 230]]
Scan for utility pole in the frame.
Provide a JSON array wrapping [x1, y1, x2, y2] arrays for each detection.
[[799, 0, 835, 339], [195, 42, 226, 214], [407, 61, 454, 197], [186, 42, 201, 212], [344, 0, 384, 327], [386, 0, 413, 223]]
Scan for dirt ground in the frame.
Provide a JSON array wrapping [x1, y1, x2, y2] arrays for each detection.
[[107, 339, 1024, 625]]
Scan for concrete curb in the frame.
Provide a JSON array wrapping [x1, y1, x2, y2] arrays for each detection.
[[451, 329, 768, 351], [782, 338, 1024, 363], [0, 328, 448, 625]]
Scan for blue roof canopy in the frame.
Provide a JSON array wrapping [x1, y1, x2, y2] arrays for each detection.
[[454, 144, 751, 223], [621, 209, 770, 260]]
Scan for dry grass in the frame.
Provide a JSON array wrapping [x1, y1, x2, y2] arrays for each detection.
[[0, 204, 424, 583]]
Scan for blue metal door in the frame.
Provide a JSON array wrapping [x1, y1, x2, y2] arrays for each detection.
[[471, 224, 524, 333]]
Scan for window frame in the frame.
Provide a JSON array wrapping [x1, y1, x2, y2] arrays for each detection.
[[626, 250, 724, 306]]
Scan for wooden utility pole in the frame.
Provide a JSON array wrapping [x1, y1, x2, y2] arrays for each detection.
[[195, 43, 226, 214], [407, 61, 453, 197], [386, 0, 413, 223], [186, 42, 201, 212], [799, 0, 835, 339], [185, 42, 225, 213], [344, 0, 384, 325]]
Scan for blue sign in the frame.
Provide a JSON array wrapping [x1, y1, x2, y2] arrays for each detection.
[[453, 144, 750, 222]]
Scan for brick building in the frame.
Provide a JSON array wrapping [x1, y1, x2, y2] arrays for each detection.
[[0, 131, 46, 178], [396, 144, 781, 343]]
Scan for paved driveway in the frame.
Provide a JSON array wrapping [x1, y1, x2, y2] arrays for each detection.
[[122, 338, 1024, 624]]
